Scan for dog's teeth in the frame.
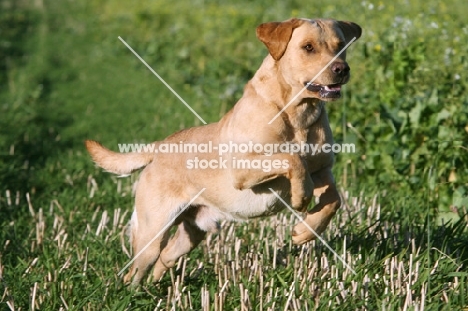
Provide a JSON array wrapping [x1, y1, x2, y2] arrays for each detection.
[[324, 85, 341, 91]]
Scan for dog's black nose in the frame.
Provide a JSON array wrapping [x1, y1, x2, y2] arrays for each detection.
[[331, 62, 350, 76]]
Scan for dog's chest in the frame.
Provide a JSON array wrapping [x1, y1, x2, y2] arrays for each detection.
[[291, 106, 333, 153]]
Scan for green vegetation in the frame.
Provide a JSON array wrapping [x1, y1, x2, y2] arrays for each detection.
[[1, 0, 467, 309]]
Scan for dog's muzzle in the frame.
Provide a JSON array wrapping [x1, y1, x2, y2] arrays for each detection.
[[304, 61, 351, 99], [304, 83, 343, 99]]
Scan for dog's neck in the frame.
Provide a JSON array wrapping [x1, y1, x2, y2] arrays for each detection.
[[290, 98, 325, 129], [252, 55, 325, 130]]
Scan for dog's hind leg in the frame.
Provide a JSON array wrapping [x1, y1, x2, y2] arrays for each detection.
[[123, 208, 177, 285], [151, 219, 206, 281]]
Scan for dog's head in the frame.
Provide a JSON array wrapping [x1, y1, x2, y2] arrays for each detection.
[[256, 18, 361, 101]]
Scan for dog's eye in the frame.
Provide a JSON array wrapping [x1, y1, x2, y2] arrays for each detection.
[[304, 44, 314, 52]]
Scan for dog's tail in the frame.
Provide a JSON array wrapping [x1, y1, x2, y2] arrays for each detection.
[[85, 140, 154, 175]]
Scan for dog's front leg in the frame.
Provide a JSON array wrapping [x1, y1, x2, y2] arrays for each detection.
[[231, 153, 313, 211], [291, 167, 341, 244]]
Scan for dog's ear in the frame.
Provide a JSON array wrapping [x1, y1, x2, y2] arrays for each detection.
[[337, 21, 362, 43], [256, 18, 303, 61]]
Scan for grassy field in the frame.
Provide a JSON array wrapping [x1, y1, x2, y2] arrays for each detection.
[[1, 0, 468, 309]]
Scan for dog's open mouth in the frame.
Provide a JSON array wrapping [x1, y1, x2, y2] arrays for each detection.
[[304, 82, 342, 99]]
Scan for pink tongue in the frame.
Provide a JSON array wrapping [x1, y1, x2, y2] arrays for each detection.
[[324, 85, 341, 91]]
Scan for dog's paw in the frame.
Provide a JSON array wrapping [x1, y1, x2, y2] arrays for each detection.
[[291, 212, 329, 245], [123, 271, 137, 286]]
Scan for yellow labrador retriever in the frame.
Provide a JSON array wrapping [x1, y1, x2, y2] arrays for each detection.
[[86, 18, 361, 285]]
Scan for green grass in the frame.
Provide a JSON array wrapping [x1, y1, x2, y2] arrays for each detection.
[[1, 0, 468, 309]]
